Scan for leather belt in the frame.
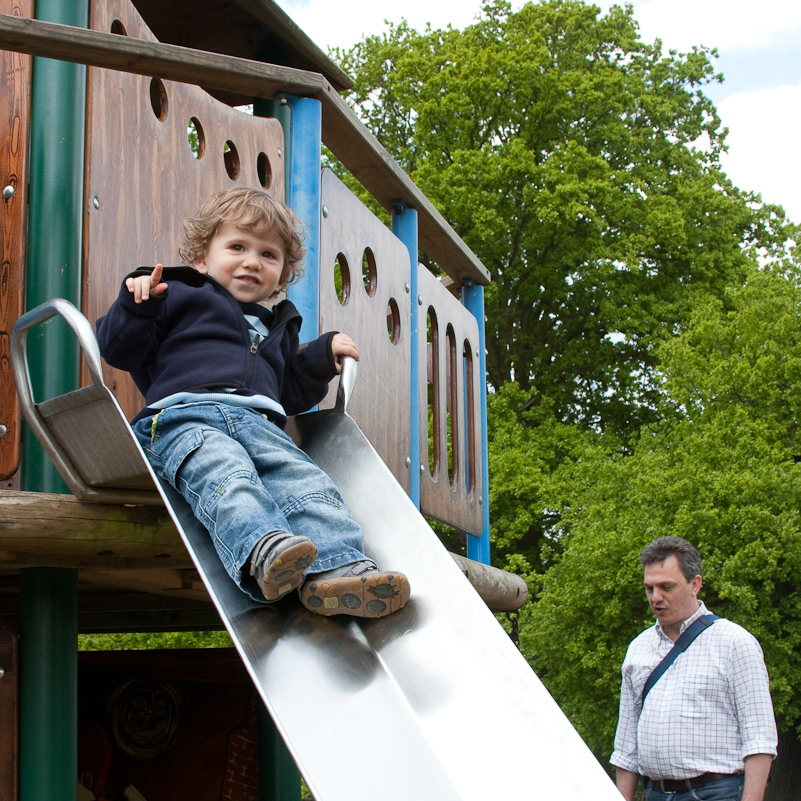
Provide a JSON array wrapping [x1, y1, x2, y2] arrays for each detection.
[[646, 772, 741, 793]]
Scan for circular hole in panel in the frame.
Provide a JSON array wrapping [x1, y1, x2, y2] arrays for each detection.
[[149, 78, 168, 122], [361, 247, 377, 297], [187, 117, 205, 160], [334, 254, 350, 305], [110, 19, 128, 35], [386, 297, 401, 345], [257, 152, 272, 188], [224, 140, 240, 180]]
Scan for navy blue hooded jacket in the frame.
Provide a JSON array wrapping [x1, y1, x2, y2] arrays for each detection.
[[96, 266, 338, 425]]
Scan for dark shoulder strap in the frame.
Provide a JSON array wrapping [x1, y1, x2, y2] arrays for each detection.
[[641, 614, 719, 704]]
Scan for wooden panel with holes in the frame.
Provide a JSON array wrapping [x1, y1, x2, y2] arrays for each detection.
[[83, 0, 285, 421], [418, 265, 483, 536], [0, 0, 32, 482], [318, 169, 412, 493]]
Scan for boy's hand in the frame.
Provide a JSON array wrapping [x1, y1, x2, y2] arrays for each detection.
[[331, 333, 360, 373], [125, 263, 168, 304]]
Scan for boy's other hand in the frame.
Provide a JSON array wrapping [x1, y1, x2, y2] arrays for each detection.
[[331, 333, 360, 373], [126, 263, 168, 304]]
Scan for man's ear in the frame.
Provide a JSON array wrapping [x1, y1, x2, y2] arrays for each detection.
[[691, 574, 702, 598]]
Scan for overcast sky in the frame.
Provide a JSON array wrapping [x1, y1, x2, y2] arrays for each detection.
[[275, 0, 801, 225]]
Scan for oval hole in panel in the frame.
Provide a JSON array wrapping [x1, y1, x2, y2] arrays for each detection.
[[187, 117, 205, 160], [334, 253, 350, 305], [386, 297, 400, 345], [224, 140, 240, 180], [463, 340, 476, 497], [427, 307, 440, 480], [257, 152, 272, 188], [149, 78, 168, 122], [362, 247, 377, 297], [446, 324, 458, 488], [110, 19, 127, 35]]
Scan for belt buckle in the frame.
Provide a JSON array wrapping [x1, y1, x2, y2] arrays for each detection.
[[658, 779, 677, 794]]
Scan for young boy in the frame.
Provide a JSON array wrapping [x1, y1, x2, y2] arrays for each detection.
[[96, 187, 409, 618]]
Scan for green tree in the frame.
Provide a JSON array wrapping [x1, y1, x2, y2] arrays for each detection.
[[526, 264, 801, 757], [336, 0, 794, 436]]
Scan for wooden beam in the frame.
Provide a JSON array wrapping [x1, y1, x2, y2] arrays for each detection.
[[0, 492, 527, 611], [0, 13, 490, 285]]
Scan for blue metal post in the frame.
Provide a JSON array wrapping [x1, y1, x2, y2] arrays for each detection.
[[284, 96, 322, 343], [462, 281, 491, 565], [391, 202, 420, 507], [19, 2, 87, 800]]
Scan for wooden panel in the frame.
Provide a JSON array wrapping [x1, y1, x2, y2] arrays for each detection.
[[0, 622, 18, 801], [83, 0, 285, 420], [0, 0, 32, 481], [0, 13, 490, 285], [417, 265, 483, 535], [318, 168, 412, 493]]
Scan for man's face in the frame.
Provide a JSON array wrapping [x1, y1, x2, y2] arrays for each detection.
[[643, 554, 702, 634]]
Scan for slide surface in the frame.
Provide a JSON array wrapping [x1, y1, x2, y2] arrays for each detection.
[[157, 364, 623, 800]]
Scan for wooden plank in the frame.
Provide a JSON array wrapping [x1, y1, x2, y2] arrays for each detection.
[[0, 622, 18, 801], [0, 13, 490, 286], [0, 0, 31, 482]]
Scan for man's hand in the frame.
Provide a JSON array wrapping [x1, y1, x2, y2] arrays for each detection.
[[331, 333, 360, 373], [125, 263, 168, 304]]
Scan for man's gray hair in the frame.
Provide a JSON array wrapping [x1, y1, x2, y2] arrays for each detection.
[[639, 536, 702, 582]]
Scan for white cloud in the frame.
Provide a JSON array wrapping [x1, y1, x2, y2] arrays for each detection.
[[717, 83, 801, 222], [623, 0, 801, 52]]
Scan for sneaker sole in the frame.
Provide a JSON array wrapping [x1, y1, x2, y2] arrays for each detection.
[[300, 572, 410, 618], [258, 540, 318, 602]]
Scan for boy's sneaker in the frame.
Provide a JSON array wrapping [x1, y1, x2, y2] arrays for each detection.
[[249, 532, 318, 602], [299, 559, 410, 618]]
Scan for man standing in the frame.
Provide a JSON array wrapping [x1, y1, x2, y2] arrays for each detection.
[[611, 536, 777, 801]]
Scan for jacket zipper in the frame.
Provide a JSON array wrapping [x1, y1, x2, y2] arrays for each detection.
[[244, 333, 263, 387]]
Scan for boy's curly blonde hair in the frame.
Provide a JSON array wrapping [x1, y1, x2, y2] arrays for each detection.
[[179, 188, 305, 289]]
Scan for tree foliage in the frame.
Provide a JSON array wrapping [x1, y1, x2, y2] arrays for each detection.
[[527, 264, 801, 754], [337, 0, 794, 435]]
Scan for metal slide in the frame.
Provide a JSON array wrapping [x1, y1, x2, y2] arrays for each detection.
[[12, 301, 622, 800]]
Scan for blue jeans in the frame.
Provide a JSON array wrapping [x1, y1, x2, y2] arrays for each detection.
[[133, 402, 367, 602], [645, 774, 744, 801]]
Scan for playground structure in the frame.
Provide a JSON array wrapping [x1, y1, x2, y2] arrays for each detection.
[[0, 1, 623, 799]]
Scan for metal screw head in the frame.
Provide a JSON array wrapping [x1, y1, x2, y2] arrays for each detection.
[[2, 185, 14, 199], [279, 96, 288, 106], [0, 667, 4, 679], [0, 425, 7, 438], [277, 148, 283, 158], [405, 457, 411, 468], [418, 295, 423, 306], [322, 205, 329, 218], [405, 282, 410, 293], [420, 464, 425, 475], [93, 196, 100, 210]]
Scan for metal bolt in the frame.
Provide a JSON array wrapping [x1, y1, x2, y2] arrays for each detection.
[[420, 464, 425, 475], [3, 185, 14, 199], [405, 457, 411, 468], [0, 667, 4, 679], [0, 425, 7, 438], [277, 148, 283, 158], [322, 205, 329, 218], [93, 196, 100, 210], [478, 497, 483, 505], [418, 295, 423, 306], [405, 282, 410, 293], [279, 97, 288, 106]]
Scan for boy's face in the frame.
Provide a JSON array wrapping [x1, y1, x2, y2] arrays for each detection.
[[194, 221, 286, 304]]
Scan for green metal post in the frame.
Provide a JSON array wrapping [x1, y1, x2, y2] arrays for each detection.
[[259, 706, 301, 801], [19, 569, 79, 800], [254, 97, 291, 201], [19, 2, 88, 800]]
